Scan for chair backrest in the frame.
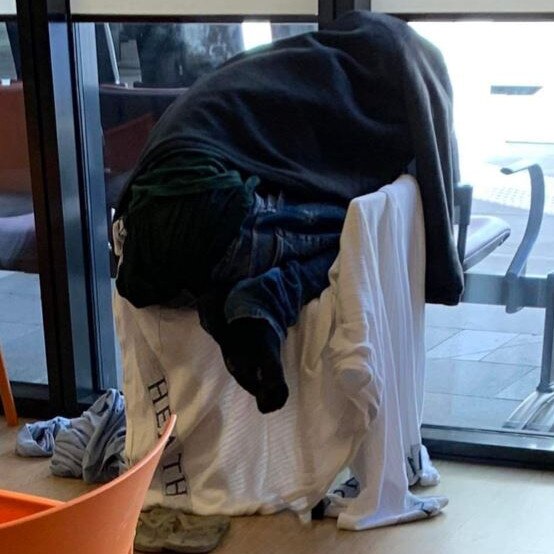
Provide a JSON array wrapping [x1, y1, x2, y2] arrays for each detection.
[[0, 82, 31, 195], [0, 414, 176, 554], [99, 83, 185, 130], [104, 112, 156, 173]]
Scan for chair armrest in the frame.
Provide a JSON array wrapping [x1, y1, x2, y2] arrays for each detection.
[[501, 162, 545, 312]]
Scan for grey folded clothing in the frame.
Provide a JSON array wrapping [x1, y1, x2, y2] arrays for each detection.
[[16, 416, 71, 457], [50, 389, 127, 483], [135, 506, 230, 553], [15, 389, 126, 484]]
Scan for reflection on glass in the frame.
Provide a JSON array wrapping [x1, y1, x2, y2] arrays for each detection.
[[114, 23, 244, 87], [82, 21, 317, 385], [0, 21, 48, 385], [103, 22, 317, 87], [412, 22, 553, 434], [100, 23, 318, 185], [242, 21, 272, 50]]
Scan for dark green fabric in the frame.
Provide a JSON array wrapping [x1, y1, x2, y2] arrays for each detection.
[[127, 154, 255, 213], [116, 153, 258, 308]]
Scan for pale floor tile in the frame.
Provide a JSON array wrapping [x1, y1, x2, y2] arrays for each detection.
[[483, 339, 543, 367], [0, 292, 43, 325], [426, 304, 544, 335], [427, 330, 517, 360], [2, 330, 48, 384], [496, 368, 540, 401], [425, 326, 460, 350], [0, 320, 40, 343], [0, 274, 47, 384], [504, 333, 544, 346], [451, 350, 501, 361], [423, 392, 521, 429], [424, 358, 532, 397], [0, 272, 41, 296]]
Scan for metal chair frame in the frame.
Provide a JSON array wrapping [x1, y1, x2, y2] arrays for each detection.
[[455, 162, 554, 431]]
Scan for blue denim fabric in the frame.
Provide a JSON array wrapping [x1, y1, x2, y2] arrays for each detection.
[[201, 190, 346, 340]]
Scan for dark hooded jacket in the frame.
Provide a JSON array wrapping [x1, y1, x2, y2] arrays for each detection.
[[116, 11, 463, 305]]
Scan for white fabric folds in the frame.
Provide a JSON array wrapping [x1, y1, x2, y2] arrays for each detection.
[[115, 174, 446, 531]]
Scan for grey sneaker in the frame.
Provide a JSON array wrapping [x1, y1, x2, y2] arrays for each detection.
[[135, 507, 180, 552], [164, 513, 230, 553], [134, 506, 230, 553]]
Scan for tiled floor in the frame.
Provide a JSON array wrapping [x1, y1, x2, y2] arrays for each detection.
[[423, 305, 544, 429], [0, 184, 552, 434], [0, 270, 47, 384]]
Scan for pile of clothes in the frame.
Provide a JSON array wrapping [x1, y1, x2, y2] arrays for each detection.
[[117, 175, 449, 530], [114, 11, 463, 415]]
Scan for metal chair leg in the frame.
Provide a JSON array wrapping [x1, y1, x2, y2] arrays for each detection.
[[504, 273, 554, 431]]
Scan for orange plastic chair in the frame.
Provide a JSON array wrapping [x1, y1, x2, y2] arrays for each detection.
[[0, 414, 176, 554], [0, 346, 18, 427]]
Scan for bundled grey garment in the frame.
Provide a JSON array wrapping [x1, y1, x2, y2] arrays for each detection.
[[15, 389, 126, 484], [16, 416, 71, 457]]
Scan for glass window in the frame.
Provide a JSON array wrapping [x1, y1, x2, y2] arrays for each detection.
[[372, 0, 554, 14], [76, 20, 317, 387], [100, 22, 317, 194], [411, 21, 553, 435], [0, 21, 48, 385], [0, 22, 17, 79]]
